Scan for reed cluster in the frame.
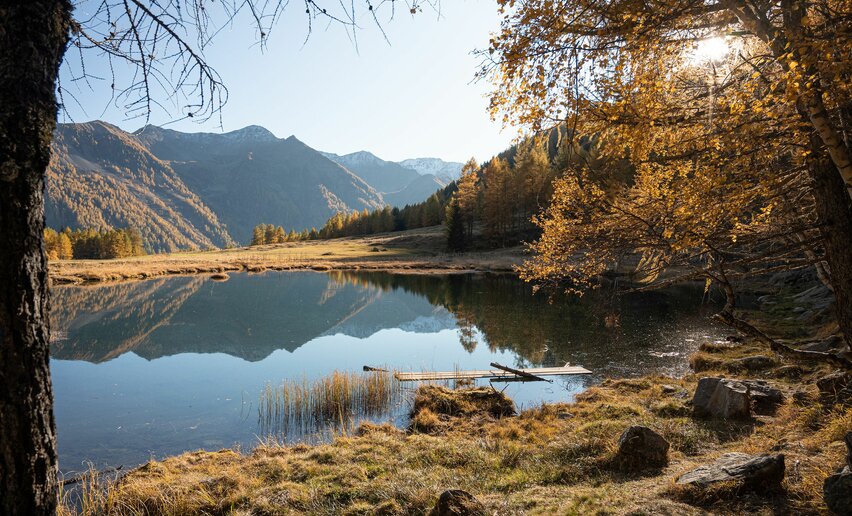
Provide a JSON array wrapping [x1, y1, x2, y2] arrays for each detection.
[[258, 370, 404, 438]]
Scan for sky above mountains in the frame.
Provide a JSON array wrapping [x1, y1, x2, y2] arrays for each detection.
[[59, 1, 514, 163]]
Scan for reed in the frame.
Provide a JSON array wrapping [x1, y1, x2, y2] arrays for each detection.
[[57, 464, 123, 516], [258, 369, 404, 438]]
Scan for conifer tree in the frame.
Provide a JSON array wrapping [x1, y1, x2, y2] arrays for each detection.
[[251, 225, 265, 246], [57, 232, 73, 259], [456, 158, 480, 238], [274, 226, 286, 244], [445, 199, 467, 252]]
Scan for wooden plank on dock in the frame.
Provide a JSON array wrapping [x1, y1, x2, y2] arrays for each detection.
[[392, 365, 592, 382]]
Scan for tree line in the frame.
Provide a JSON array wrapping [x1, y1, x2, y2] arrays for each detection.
[[248, 191, 450, 246], [249, 224, 319, 245], [43, 227, 146, 260]]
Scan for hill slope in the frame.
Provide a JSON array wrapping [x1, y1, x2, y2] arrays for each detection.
[[135, 126, 384, 243], [383, 173, 447, 207], [46, 121, 234, 252]]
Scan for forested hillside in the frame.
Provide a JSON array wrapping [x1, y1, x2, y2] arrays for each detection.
[[46, 121, 235, 252]]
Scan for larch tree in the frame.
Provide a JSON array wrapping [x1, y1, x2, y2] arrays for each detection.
[[481, 0, 852, 353], [0, 0, 422, 512], [455, 158, 481, 237]]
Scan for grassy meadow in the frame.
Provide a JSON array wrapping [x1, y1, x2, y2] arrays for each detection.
[[48, 226, 524, 285]]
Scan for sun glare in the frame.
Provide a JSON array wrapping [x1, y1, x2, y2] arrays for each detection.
[[690, 36, 730, 63]]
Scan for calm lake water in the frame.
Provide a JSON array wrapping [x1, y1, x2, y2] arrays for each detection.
[[50, 270, 724, 474]]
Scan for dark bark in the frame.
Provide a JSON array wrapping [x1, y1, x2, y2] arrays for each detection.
[[807, 136, 852, 351], [0, 1, 71, 513]]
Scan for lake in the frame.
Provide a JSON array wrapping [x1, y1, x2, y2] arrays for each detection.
[[49, 270, 724, 475]]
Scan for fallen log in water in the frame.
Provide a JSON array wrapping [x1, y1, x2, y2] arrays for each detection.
[[489, 362, 551, 383], [390, 364, 591, 382]]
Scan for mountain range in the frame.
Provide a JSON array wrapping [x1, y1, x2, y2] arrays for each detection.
[[46, 121, 463, 251]]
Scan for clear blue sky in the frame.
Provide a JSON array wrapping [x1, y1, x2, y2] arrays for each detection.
[[59, 1, 514, 163]]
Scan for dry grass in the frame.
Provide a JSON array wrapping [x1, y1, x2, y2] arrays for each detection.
[[49, 227, 524, 285], [60, 341, 850, 515]]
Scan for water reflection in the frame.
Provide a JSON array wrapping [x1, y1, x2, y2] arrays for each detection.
[[50, 271, 723, 473]]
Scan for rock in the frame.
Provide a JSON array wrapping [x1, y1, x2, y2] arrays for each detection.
[[742, 380, 784, 415], [692, 377, 721, 411], [733, 355, 775, 371], [430, 490, 485, 516], [616, 426, 670, 468], [817, 372, 851, 396], [824, 466, 852, 515], [692, 378, 751, 420], [677, 453, 785, 488], [661, 384, 678, 394]]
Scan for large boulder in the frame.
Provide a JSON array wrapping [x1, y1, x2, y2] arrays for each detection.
[[430, 490, 485, 516], [692, 378, 751, 420], [742, 380, 784, 415], [615, 425, 670, 469], [677, 453, 785, 488], [824, 467, 852, 515]]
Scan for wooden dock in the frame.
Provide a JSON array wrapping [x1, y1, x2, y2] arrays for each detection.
[[391, 364, 592, 382]]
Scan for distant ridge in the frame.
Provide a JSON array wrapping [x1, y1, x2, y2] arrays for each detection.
[[321, 151, 448, 206]]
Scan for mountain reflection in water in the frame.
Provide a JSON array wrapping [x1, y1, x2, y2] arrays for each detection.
[[49, 271, 724, 473]]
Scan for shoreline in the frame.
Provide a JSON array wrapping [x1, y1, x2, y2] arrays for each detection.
[[48, 255, 521, 285], [59, 337, 851, 515], [48, 228, 525, 285]]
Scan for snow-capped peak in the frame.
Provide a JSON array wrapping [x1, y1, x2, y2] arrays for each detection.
[[398, 157, 464, 180]]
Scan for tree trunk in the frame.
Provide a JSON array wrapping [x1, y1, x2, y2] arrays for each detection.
[[0, 1, 71, 513], [807, 135, 852, 349]]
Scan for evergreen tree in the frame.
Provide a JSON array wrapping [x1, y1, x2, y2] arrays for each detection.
[[274, 226, 286, 243], [43, 228, 59, 260], [251, 225, 265, 246], [127, 228, 145, 256], [57, 232, 73, 259], [264, 224, 276, 244], [456, 158, 480, 238], [445, 199, 467, 252]]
